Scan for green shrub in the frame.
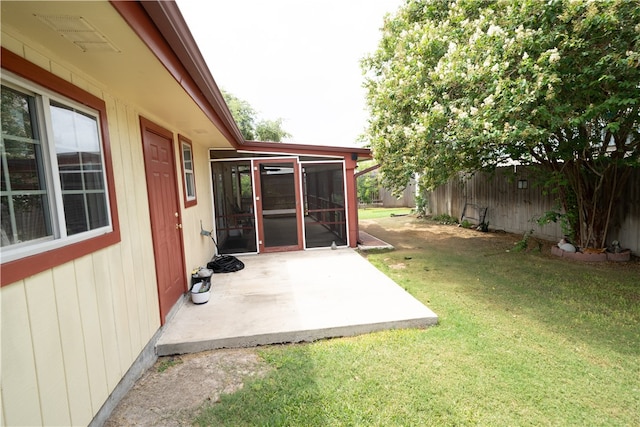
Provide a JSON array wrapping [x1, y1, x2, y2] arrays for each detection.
[[432, 213, 458, 225]]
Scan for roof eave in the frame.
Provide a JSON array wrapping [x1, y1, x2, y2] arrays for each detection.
[[111, 0, 245, 147], [242, 140, 372, 159], [112, 0, 373, 159]]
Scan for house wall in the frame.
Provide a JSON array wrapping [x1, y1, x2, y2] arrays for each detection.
[[1, 32, 214, 427], [426, 166, 640, 254], [178, 141, 218, 272]]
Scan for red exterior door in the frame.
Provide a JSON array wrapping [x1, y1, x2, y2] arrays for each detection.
[[140, 117, 186, 324]]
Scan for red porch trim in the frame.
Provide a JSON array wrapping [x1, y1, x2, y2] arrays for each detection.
[[355, 163, 381, 178]]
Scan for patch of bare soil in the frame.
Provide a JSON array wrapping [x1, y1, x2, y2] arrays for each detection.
[[360, 216, 529, 252], [105, 348, 271, 426], [361, 215, 640, 267]]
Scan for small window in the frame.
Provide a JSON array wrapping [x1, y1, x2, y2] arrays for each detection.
[[1, 77, 111, 262], [180, 136, 197, 207]]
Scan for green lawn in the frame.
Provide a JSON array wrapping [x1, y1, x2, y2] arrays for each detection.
[[195, 216, 640, 426], [358, 207, 413, 220]]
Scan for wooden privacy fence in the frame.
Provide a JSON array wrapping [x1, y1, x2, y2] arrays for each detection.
[[379, 179, 416, 208], [358, 178, 417, 208], [426, 166, 640, 255]]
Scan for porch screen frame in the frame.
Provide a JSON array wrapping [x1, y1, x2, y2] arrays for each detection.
[[209, 151, 349, 253], [209, 157, 259, 255], [300, 159, 349, 249]]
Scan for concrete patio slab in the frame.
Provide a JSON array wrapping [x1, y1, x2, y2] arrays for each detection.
[[156, 248, 438, 356], [358, 230, 394, 251]]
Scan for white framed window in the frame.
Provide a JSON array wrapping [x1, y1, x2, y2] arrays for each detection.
[[1, 74, 112, 262], [180, 136, 197, 207]]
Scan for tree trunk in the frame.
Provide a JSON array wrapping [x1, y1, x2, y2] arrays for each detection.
[[562, 160, 632, 249]]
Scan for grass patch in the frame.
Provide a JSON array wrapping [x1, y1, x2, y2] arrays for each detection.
[[358, 207, 413, 220], [156, 356, 182, 373], [194, 217, 640, 426]]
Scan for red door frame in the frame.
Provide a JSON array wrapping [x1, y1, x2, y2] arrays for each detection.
[[140, 117, 187, 324], [253, 158, 303, 253]]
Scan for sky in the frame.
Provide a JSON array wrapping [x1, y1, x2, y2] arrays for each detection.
[[176, 0, 403, 147]]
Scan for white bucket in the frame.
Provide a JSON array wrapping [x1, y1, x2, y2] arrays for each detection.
[[191, 281, 211, 304]]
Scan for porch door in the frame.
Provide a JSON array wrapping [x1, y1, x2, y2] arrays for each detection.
[[254, 159, 303, 252], [140, 117, 186, 325]]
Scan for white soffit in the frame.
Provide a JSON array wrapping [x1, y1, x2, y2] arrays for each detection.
[[35, 14, 120, 53]]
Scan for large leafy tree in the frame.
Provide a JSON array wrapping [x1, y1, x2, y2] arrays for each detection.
[[363, 0, 640, 248], [221, 90, 290, 142], [255, 118, 291, 142], [221, 89, 256, 140]]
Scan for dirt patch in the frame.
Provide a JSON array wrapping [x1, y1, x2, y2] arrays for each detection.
[[360, 216, 527, 252], [388, 262, 407, 269], [105, 348, 271, 426]]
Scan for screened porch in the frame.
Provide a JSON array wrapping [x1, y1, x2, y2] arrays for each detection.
[[210, 154, 348, 254]]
